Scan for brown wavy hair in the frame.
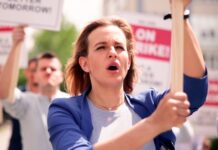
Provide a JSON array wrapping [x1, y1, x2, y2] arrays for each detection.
[[65, 17, 137, 96]]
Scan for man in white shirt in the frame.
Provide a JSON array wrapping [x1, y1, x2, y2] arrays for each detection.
[[0, 25, 69, 150]]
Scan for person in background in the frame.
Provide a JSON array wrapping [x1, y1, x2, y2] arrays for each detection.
[[9, 56, 38, 150], [0, 47, 23, 150], [0, 25, 69, 150], [193, 136, 211, 150], [173, 120, 195, 150], [47, 0, 208, 149], [19, 57, 39, 93]]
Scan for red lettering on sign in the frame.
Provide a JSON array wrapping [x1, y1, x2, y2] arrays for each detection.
[[131, 24, 171, 62], [205, 79, 218, 106], [0, 26, 14, 32]]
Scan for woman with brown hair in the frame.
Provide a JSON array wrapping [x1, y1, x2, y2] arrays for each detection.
[[47, 2, 207, 149]]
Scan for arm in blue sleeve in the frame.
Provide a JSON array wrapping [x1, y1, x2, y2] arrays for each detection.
[[183, 69, 208, 114], [47, 99, 93, 150]]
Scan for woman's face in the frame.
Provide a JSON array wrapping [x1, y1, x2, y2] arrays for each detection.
[[79, 25, 131, 89]]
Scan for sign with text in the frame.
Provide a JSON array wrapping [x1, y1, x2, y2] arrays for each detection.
[[188, 15, 218, 138], [120, 12, 171, 92], [0, 26, 13, 65], [0, 26, 27, 68], [0, 0, 64, 31], [189, 69, 218, 138], [132, 24, 171, 62], [192, 15, 218, 50]]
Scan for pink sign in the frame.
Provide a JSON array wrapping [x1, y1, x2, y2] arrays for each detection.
[[131, 24, 171, 62]]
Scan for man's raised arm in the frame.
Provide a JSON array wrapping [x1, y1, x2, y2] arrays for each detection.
[[0, 25, 25, 102]]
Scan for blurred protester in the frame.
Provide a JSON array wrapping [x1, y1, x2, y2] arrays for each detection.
[[193, 136, 211, 150], [19, 57, 39, 93], [9, 56, 38, 150], [0, 25, 69, 150], [202, 137, 211, 150], [0, 57, 22, 150], [8, 56, 38, 150], [173, 120, 194, 150]]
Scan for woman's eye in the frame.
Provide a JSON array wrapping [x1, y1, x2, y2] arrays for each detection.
[[116, 46, 125, 50], [96, 46, 105, 50]]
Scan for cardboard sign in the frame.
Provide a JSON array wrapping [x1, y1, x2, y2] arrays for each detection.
[[188, 15, 218, 138], [0, 0, 64, 31], [132, 24, 171, 62], [206, 79, 218, 106], [120, 12, 171, 93], [192, 15, 218, 49], [189, 70, 218, 138], [0, 26, 27, 67], [0, 26, 13, 65]]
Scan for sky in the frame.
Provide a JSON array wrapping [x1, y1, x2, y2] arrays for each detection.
[[63, 0, 103, 29]]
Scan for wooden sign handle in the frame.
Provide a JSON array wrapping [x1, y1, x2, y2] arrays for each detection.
[[170, 0, 184, 93]]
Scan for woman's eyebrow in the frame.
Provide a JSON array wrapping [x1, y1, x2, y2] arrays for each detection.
[[94, 41, 107, 47]]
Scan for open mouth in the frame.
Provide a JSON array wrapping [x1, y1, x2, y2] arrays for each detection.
[[107, 65, 118, 71]]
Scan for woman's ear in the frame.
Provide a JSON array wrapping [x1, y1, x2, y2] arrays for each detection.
[[79, 56, 90, 73]]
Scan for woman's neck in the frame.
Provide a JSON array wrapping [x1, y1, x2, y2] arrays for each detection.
[[88, 85, 125, 110]]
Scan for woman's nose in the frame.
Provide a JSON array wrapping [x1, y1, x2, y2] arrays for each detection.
[[108, 47, 117, 58]]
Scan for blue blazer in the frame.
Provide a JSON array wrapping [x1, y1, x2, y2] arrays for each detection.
[[48, 73, 208, 150]]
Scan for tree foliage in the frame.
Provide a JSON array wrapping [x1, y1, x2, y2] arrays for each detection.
[[30, 18, 78, 67]]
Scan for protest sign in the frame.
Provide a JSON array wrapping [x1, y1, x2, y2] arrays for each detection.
[[0, 26, 13, 65], [120, 12, 171, 93], [189, 70, 218, 137], [0, 26, 27, 67], [0, 0, 64, 31], [188, 16, 218, 138]]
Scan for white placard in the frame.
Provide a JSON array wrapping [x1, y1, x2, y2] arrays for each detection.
[[192, 15, 218, 50], [0, 26, 27, 68], [189, 69, 218, 138], [0, 27, 13, 65], [120, 12, 171, 93], [0, 0, 64, 31]]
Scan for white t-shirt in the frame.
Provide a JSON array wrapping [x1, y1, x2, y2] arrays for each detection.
[[88, 98, 156, 150], [2, 89, 69, 150]]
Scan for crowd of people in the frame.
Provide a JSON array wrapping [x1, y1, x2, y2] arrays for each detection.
[[0, 26, 69, 150], [0, 0, 210, 150]]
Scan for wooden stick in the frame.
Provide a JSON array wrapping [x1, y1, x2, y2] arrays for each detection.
[[170, 0, 184, 93]]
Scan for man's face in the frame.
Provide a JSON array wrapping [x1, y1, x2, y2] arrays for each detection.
[[25, 61, 38, 87], [35, 58, 63, 89]]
